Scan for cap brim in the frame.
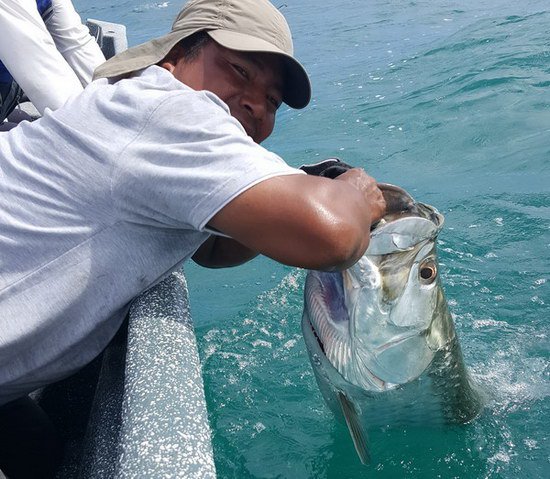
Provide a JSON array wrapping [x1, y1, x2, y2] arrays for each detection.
[[93, 30, 194, 80], [208, 30, 311, 109]]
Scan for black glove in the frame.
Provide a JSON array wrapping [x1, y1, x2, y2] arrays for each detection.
[[299, 158, 354, 179]]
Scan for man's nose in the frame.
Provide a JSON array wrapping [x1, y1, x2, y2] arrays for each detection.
[[240, 89, 266, 120]]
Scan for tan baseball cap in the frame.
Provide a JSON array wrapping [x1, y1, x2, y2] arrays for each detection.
[[94, 0, 311, 109]]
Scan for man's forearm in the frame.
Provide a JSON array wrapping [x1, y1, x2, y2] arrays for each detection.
[[206, 171, 386, 271]]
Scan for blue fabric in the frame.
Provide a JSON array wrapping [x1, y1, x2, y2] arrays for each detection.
[[0, 0, 53, 84], [0, 67, 11, 85], [36, 0, 53, 18]]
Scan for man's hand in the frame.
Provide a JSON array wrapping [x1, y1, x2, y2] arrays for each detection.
[[334, 168, 386, 225]]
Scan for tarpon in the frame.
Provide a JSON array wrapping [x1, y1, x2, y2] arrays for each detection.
[[301, 185, 483, 463]]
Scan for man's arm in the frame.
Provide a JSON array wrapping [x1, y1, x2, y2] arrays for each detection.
[[47, 0, 106, 86], [192, 235, 259, 268], [200, 168, 385, 271], [0, 0, 83, 113]]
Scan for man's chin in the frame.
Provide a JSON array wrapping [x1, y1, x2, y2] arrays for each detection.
[[232, 116, 255, 141]]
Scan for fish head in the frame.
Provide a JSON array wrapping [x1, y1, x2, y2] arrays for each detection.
[[341, 195, 447, 388]]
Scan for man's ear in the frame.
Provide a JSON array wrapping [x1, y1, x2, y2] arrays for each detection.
[[159, 44, 184, 72]]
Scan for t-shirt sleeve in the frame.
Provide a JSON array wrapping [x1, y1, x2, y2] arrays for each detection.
[[112, 89, 304, 232]]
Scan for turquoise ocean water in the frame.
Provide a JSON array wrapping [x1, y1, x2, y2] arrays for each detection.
[[76, 1, 549, 477]]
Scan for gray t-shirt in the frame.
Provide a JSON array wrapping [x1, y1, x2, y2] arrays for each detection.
[[0, 65, 301, 404]]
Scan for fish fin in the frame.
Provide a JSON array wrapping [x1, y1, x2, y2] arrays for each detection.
[[337, 392, 371, 464]]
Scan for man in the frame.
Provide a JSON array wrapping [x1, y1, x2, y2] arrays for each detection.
[[0, 0, 385, 475], [0, 0, 105, 126]]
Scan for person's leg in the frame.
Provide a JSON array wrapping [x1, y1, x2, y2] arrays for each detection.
[[0, 396, 63, 479]]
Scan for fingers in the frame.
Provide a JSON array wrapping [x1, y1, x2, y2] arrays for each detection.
[[335, 168, 387, 224]]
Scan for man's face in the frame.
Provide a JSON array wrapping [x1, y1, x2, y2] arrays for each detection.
[[164, 40, 285, 144]]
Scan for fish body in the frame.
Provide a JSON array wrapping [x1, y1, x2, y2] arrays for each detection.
[[301, 185, 483, 463]]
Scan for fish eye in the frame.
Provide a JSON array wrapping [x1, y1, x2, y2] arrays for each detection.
[[419, 259, 437, 284]]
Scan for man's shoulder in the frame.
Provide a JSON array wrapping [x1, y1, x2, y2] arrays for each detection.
[[97, 65, 231, 122], [125, 66, 227, 107]]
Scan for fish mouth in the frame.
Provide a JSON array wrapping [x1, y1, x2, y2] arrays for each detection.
[[374, 184, 444, 228]]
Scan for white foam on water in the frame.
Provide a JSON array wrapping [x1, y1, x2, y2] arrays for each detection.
[[472, 318, 510, 329]]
